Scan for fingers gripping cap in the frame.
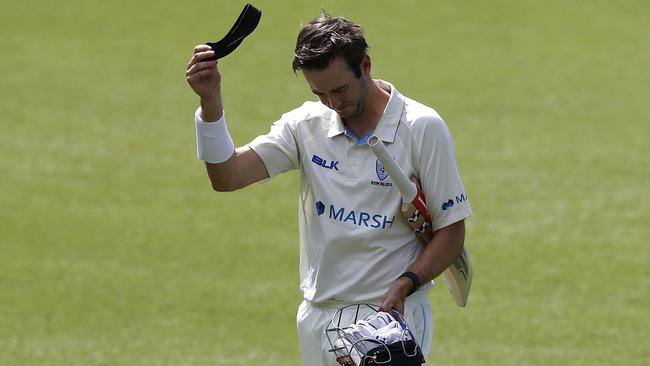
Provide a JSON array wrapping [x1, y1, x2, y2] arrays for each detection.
[[206, 3, 262, 60]]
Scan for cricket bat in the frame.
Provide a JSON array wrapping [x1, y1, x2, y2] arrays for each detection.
[[368, 135, 472, 307]]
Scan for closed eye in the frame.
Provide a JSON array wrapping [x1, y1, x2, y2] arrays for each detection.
[[311, 84, 348, 96], [332, 85, 348, 93]]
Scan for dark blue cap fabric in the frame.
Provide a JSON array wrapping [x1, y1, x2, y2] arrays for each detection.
[[206, 3, 262, 60]]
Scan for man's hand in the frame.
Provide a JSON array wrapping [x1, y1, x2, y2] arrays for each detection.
[[378, 276, 412, 315], [186, 44, 221, 98], [186, 44, 223, 121]]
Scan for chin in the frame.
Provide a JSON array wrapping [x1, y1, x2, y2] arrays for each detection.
[[338, 110, 356, 120], [335, 108, 349, 117]]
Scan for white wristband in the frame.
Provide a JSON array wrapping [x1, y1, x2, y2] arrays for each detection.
[[195, 108, 235, 163]]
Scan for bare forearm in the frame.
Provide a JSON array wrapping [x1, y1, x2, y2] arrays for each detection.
[[205, 146, 270, 192], [204, 152, 237, 192], [200, 93, 224, 122], [408, 220, 465, 284], [378, 220, 466, 312]]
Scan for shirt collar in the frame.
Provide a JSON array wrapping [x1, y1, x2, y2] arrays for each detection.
[[326, 80, 405, 143]]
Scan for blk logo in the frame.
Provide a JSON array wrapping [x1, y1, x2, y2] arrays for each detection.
[[312, 154, 339, 170]]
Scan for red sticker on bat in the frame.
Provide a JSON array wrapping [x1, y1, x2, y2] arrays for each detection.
[[412, 191, 431, 224]]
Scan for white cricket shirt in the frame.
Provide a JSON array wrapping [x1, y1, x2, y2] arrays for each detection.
[[248, 81, 472, 303]]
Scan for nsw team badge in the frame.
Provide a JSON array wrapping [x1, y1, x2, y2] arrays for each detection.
[[371, 159, 393, 187], [376, 159, 389, 181]]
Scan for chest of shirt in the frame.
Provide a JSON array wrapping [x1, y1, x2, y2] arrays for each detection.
[[299, 133, 416, 208]]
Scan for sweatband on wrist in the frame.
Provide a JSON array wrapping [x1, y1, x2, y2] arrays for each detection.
[[398, 271, 421, 296], [195, 108, 235, 164]]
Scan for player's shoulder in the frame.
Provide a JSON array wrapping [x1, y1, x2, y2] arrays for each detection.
[[268, 101, 331, 140], [402, 96, 447, 133], [280, 101, 331, 126]]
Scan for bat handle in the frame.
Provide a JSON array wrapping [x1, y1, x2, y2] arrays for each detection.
[[368, 136, 417, 202]]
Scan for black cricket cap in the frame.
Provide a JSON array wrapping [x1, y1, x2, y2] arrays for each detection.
[[206, 3, 262, 60]]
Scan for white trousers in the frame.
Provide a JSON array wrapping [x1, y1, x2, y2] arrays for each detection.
[[296, 290, 433, 366]]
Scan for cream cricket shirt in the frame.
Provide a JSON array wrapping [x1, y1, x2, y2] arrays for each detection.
[[248, 81, 472, 303]]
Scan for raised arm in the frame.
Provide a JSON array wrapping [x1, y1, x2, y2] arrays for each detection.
[[186, 45, 269, 191]]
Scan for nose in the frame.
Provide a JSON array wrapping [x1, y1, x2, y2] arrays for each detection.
[[327, 95, 343, 110]]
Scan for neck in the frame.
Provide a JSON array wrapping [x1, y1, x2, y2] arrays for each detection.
[[344, 79, 390, 138]]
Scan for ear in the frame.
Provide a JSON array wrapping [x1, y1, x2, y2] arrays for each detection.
[[361, 54, 371, 76]]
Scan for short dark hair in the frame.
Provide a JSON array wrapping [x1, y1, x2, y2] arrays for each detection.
[[292, 14, 369, 77]]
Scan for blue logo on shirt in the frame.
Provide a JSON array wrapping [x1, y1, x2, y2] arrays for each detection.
[[316, 201, 325, 216], [376, 159, 389, 181], [441, 193, 468, 210], [315, 200, 395, 230], [441, 199, 454, 211], [312, 154, 339, 170]]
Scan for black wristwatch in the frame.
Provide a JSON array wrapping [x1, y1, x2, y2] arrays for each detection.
[[398, 271, 421, 296]]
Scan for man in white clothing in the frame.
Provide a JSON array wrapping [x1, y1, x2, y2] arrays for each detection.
[[185, 14, 472, 366]]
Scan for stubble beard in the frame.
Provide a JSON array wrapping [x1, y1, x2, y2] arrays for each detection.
[[346, 76, 369, 120]]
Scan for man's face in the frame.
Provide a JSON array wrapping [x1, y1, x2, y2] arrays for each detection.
[[302, 57, 369, 120]]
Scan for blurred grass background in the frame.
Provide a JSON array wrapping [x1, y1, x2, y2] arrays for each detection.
[[1, 0, 648, 365]]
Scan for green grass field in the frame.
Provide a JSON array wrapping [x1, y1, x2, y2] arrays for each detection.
[[2, 0, 649, 365]]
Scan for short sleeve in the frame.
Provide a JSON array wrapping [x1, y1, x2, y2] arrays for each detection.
[[247, 113, 301, 178], [416, 115, 472, 231]]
